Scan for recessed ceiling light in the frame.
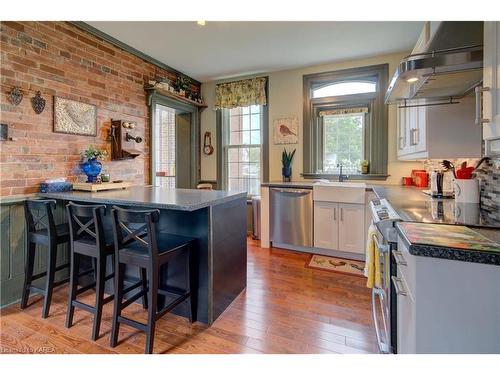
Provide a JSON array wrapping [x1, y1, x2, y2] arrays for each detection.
[[407, 77, 419, 83], [197, 21, 206, 26]]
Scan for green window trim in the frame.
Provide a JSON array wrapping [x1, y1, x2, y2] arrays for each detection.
[[303, 64, 389, 179]]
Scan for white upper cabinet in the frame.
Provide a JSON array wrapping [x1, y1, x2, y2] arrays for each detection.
[[483, 21, 500, 155], [396, 96, 482, 160]]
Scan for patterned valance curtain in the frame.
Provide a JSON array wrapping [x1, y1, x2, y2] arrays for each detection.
[[215, 77, 267, 109], [319, 106, 368, 117]]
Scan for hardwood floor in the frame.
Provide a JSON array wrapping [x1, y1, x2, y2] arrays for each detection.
[[0, 238, 377, 354]]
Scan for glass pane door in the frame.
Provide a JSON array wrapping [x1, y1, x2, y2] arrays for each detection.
[[153, 104, 176, 188]]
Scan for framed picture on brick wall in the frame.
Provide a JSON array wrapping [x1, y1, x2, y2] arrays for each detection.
[[54, 97, 97, 136]]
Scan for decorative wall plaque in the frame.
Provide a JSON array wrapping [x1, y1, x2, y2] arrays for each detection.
[[273, 116, 298, 145], [31, 91, 46, 114], [54, 97, 97, 136], [9, 87, 23, 106]]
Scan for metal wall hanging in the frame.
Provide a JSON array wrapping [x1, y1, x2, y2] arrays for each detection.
[[31, 91, 46, 114], [9, 87, 23, 106], [54, 97, 97, 136]]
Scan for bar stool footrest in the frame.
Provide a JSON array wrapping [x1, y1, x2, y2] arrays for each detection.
[[156, 293, 190, 320], [123, 280, 143, 295], [31, 262, 71, 281], [72, 300, 95, 314], [117, 316, 147, 332], [121, 289, 146, 310]]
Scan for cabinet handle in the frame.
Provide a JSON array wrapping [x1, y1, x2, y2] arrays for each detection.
[[340, 207, 344, 221], [392, 250, 407, 266], [391, 276, 408, 296], [398, 136, 405, 150], [409, 129, 417, 146], [475, 86, 490, 125], [334, 207, 337, 221]]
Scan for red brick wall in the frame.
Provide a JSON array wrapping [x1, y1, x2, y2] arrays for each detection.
[[0, 21, 200, 196]]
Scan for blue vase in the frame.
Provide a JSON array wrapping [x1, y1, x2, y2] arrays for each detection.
[[80, 158, 102, 183], [282, 166, 292, 182]]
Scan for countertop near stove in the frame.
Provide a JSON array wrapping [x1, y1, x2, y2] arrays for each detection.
[[396, 222, 500, 265], [371, 185, 500, 228]]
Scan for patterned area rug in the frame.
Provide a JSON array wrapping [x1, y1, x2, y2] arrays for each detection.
[[306, 254, 366, 277]]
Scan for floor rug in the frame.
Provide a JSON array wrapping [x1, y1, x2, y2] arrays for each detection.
[[306, 254, 366, 277]]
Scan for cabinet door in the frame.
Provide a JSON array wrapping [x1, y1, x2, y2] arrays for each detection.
[[396, 273, 416, 354], [397, 106, 408, 156], [313, 202, 338, 250], [483, 21, 500, 142], [338, 203, 365, 254], [414, 99, 427, 153]]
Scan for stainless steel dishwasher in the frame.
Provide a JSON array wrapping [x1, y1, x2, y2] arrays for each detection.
[[270, 187, 313, 248]]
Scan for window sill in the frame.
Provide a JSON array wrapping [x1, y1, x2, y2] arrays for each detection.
[[301, 173, 389, 181]]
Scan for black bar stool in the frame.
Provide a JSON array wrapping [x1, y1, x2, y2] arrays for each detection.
[[109, 206, 196, 354], [65, 202, 118, 341], [21, 199, 70, 318]]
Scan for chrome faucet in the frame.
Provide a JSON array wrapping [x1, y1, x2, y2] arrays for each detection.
[[337, 163, 348, 182]]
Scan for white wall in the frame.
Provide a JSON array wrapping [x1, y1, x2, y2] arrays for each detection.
[[200, 51, 423, 184]]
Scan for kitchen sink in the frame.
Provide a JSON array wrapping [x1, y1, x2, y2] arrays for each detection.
[[313, 181, 367, 203]]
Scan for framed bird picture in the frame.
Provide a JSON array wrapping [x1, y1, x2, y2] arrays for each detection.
[[273, 116, 298, 144], [54, 97, 97, 136]]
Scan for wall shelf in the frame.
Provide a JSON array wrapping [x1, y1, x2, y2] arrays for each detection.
[[144, 85, 208, 109]]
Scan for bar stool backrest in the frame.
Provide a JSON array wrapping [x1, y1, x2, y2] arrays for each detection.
[[24, 199, 58, 238], [66, 202, 107, 249], [111, 206, 160, 258]]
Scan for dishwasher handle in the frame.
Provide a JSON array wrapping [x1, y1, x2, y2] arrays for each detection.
[[270, 188, 312, 196]]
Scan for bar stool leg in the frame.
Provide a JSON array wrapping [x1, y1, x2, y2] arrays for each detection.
[[92, 257, 106, 341], [145, 266, 158, 354], [20, 242, 36, 310], [110, 263, 124, 347], [141, 267, 148, 309], [42, 243, 57, 318], [65, 251, 80, 328]]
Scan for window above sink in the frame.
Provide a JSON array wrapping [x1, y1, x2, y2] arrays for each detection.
[[302, 64, 390, 180]]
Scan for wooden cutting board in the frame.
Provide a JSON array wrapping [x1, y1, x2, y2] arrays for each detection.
[[72, 182, 131, 192]]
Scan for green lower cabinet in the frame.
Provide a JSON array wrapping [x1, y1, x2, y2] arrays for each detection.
[[0, 200, 69, 307]]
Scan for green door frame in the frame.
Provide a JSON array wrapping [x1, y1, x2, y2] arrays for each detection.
[[147, 91, 200, 188]]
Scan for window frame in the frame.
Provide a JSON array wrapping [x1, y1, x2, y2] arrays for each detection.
[[216, 90, 269, 194], [303, 64, 389, 180]]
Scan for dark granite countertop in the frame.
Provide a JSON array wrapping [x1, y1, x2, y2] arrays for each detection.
[[396, 222, 500, 266], [38, 186, 247, 211]]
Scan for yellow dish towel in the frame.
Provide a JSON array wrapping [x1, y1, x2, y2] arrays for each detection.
[[364, 224, 382, 289]]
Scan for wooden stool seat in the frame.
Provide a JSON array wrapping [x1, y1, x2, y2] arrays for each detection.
[[109, 206, 196, 354], [21, 199, 71, 319]]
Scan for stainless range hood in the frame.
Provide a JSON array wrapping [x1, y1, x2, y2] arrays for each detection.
[[385, 22, 484, 104]]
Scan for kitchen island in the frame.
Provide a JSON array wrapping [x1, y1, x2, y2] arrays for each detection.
[[39, 186, 248, 325]]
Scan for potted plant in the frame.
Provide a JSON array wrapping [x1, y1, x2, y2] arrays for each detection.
[[281, 148, 296, 182], [175, 76, 190, 97], [80, 145, 108, 183], [360, 160, 370, 174]]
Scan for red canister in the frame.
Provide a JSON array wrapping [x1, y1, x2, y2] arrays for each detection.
[[414, 171, 429, 187], [402, 177, 413, 186]]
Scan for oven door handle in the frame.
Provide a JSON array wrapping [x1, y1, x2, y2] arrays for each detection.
[[372, 287, 391, 354]]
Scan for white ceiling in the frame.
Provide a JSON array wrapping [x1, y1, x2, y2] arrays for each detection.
[[87, 21, 424, 82]]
